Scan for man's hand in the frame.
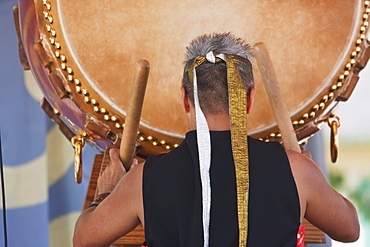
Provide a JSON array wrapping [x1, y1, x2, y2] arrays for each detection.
[[97, 148, 138, 194]]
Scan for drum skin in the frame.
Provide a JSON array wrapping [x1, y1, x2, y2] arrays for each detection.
[[17, 0, 370, 156]]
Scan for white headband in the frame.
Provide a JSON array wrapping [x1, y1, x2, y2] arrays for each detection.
[[193, 51, 228, 247]]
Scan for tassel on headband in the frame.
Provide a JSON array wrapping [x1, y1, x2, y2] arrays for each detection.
[[187, 51, 250, 247]]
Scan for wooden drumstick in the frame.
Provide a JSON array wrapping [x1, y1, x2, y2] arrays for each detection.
[[253, 42, 326, 246], [253, 42, 301, 152], [120, 59, 150, 170]]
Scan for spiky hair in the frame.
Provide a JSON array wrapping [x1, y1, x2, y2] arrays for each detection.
[[184, 32, 253, 62], [181, 32, 254, 115]]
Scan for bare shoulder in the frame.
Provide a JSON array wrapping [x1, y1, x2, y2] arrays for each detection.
[[285, 150, 321, 199], [123, 161, 145, 225], [114, 161, 144, 216], [284, 150, 315, 222], [119, 161, 145, 188], [285, 150, 316, 172], [285, 150, 359, 243], [285, 149, 331, 194]]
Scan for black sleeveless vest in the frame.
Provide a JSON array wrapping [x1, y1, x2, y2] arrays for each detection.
[[143, 131, 300, 247]]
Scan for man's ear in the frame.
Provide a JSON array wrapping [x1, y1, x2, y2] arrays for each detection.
[[247, 87, 256, 114], [181, 86, 191, 113]]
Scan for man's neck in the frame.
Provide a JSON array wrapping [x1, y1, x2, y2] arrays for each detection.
[[188, 114, 231, 131], [207, 114, 231, 131]]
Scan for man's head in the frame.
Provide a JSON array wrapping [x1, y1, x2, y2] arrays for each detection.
[[181, 32, 255, 115]]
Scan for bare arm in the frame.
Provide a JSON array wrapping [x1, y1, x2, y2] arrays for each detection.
[[73, 149, 144, 247], [287, 150, 360, 243]]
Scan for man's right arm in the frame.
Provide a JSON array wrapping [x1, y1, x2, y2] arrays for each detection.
[[73, 149, 144, 247], [287, 150, 360, 243]]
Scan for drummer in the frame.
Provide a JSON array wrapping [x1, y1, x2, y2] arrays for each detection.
[[73, 33, 359, 246]]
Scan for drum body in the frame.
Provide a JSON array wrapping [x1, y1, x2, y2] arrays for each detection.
[[17, 0, 370, 156]]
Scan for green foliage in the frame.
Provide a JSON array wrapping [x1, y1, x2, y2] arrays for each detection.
[[329, 170, 370, 221], [329, 171, 345, 190], [349, 178, 370, 222]]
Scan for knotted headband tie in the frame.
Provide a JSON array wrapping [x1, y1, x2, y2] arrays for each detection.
[[186, 51, 250, 247]]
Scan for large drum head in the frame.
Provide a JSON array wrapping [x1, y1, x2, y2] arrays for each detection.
[[19, 0, 370, 155]]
